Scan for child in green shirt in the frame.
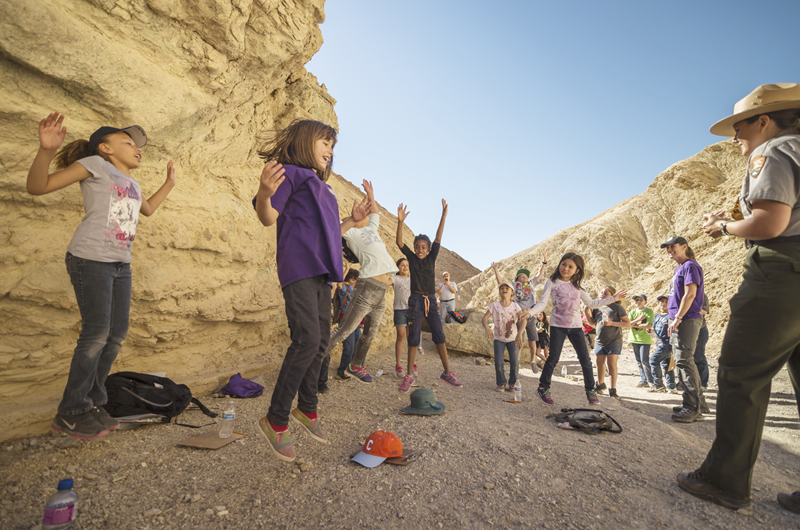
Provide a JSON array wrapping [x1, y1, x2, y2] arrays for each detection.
[[628, 294, 655, 389]]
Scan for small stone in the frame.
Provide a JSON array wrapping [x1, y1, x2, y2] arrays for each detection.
[[140, 462, 147, 468], [29, 439, 39, 447], [109, 465, 120, 473], [217, 510, 229, 516], [206, 509, 214, 515], [84, 473, 98, 480], [253, 499, 262, 506], [214, 505, 226, 511], [112, 476, 126, 483], [67, 465, 79, 473], [484, 483, 495, 490], [300, 463, 314, 472], [609, 507, 617, 513], [143, 508, 161, 517]]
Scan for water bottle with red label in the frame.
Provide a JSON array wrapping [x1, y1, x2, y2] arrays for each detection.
[[42, 479, 78, 529]]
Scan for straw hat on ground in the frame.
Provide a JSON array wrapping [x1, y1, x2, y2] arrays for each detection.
[[710, 83, 800, 137]]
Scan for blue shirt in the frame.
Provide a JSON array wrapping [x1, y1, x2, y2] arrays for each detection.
[[652, 313, 671, 352]]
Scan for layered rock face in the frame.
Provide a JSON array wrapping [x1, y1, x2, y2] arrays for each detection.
[[0, 0, 433, 440], [459, 141, 749, 357]]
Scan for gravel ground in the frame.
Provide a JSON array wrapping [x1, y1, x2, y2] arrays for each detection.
[[1, 334, 798, 529]]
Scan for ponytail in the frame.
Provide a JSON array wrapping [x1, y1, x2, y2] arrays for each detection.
[[53, 139, 92, 170], [685, 246, 696, 260]]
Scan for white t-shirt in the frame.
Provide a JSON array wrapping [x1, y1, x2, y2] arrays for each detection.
[[392, 275, 411, 310], [487, 301, 522, 342], [514, 277, 539, 309], [342, 214, 399, 278]]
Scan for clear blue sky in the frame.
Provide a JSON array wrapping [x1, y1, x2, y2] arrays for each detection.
[[307, 0, 800, 270]]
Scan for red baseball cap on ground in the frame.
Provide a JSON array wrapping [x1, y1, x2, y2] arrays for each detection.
[[351, 431, 403, 468]]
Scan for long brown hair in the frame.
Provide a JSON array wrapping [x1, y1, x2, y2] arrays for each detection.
[[549, 252, 586, 289], [257, 119, 337, 182], [745, 109, 800, 134], [53, 136, 113, 170]]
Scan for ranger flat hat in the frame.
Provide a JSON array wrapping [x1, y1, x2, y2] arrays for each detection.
[[710, 83, 800, 137]]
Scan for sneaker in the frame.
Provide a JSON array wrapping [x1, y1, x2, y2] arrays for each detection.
[[673, 404, 711, 413], [399, 374, 415, 393], [334, 373, 350, 381], [672, 407, 704, 423], [345, 364, 374, 384], [677, 471, 752, 512], [635, 382, 650, 388], [418, 345, 424, 355], [529, 361, 540, 374], [495, 385, 506, 392], [290, 408, 328, 444], [440, 371, 463, 388], [668, 387, 679, 394], [317, 382, 330, 394], [395, 365, 405, 379], [586, 391, 600, 405], [536, 387, 554, 405], [648, 385, 667, 393], [256, 417, 295, 462], [52, 412, 110, 439], [701, 386, 708, 392], [413, 364, 418, 376], [609, 388, 618, 398], [536, 359, 545, 370], [506, 383, 515, 392], [90, 406, 119, 430], [595, 382, 607, 394], [777, 490, 800, 514]]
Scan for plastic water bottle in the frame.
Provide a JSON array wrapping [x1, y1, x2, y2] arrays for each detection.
[[42, 479, 78, 530], [514, 381, 522, 402], [219, 400, 235, 439], [561, 365, 568, 377], [375, 369, 384, 378]]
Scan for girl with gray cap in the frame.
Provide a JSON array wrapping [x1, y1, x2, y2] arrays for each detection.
[[26, 113, 176, 440], [678, 83, 800, 514]]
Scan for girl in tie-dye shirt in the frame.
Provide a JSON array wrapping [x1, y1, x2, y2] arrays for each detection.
[[522, 252, 628, 405]]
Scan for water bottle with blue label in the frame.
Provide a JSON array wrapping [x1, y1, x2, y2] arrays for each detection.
[[219, 400, 235, 439]]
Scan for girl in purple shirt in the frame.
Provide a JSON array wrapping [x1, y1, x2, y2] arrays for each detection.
[[253, 119, 371, 462]]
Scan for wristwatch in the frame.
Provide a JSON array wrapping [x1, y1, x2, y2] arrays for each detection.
[[720, 221, 730, 237]]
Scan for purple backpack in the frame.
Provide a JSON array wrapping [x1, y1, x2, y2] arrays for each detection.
[[221, 373, 264, 398]]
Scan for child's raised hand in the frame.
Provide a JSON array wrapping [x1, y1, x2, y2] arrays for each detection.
[[259, 160, 285, 198], [441, 199, 448, 215], [398, 203, 409, 222], [165, 160, 176, 187], [491, 262, 498, 271], [39, 113, 67, 151], [362, 179, 374, 199], [614, 289, 628, 302], [542, 249, 548, 262], [351, 195, 372, 222]]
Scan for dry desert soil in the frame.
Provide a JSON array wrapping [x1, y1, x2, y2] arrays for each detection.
[[1, 334, 798, 530]]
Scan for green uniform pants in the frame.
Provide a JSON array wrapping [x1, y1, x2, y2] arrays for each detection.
[[699, 243, 800, 498]]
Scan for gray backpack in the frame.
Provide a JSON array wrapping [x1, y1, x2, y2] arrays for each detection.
[[546, 408, 622, 435]]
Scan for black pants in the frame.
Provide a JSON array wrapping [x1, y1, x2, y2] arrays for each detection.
[[267, 275, 330, 427]]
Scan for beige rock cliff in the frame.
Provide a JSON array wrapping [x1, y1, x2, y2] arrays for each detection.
[[0, 0, 448, 441], [460, 141, 749, 358]]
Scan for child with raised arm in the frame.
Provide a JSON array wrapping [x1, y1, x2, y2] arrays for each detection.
[[482, 282, 523, 391], [521, 253, 627, 405], [396, 200, 462, 392], [27, 113, 176, 439], [253, 119, 371, 462], [491, 252, 548, 370]]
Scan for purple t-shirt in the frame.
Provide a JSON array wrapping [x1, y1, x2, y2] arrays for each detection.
[[252, 164, 342, 288], [668, 259, 704, 320]]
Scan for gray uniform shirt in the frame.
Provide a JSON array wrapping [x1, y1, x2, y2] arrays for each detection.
[[66, 156, 142, 263], [741, 132, 800, 237]]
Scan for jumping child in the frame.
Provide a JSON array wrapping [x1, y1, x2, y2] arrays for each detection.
[[396, 200, 462, 392], [522, 253, 627, 405], [27, 113, 176, 439], [389, 257, 417, 379], [253, 119, 371, 462], [482, 282, 523, 391], [491, 252, 547, 370]]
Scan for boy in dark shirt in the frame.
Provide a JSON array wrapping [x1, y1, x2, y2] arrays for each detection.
[[396, 199, 462, 392]]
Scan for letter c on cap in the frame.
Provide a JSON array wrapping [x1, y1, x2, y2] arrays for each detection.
[[366, 439, 373, 451]]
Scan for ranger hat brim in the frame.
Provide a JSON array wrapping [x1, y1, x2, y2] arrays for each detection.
[[710, 83, 800, 137]]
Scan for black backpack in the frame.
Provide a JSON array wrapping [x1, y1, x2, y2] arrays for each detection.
[[546, 408, 622, 435], [105, 372, 217, 420]]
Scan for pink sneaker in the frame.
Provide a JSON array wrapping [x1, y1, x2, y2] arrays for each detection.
[[413, 364, 418, 376], [395, 365, 405, 379], [399, 374, 415, 393], [439, 371, 463, 388]]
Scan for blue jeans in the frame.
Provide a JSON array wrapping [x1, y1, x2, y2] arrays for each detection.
[[650, 346, 676, 388], [320, 326, 362, 382], [632, 343, 654, 384], [540, 327, 595, 391], [439, 299, 455, 323], [59, 253, 131, 415], [493, 340, 519, 386], [695, 325, 710, 387]]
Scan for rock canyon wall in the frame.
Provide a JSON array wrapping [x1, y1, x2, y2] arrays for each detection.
[[0, 0, 443, 440], [459, 141, 749, 357]]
